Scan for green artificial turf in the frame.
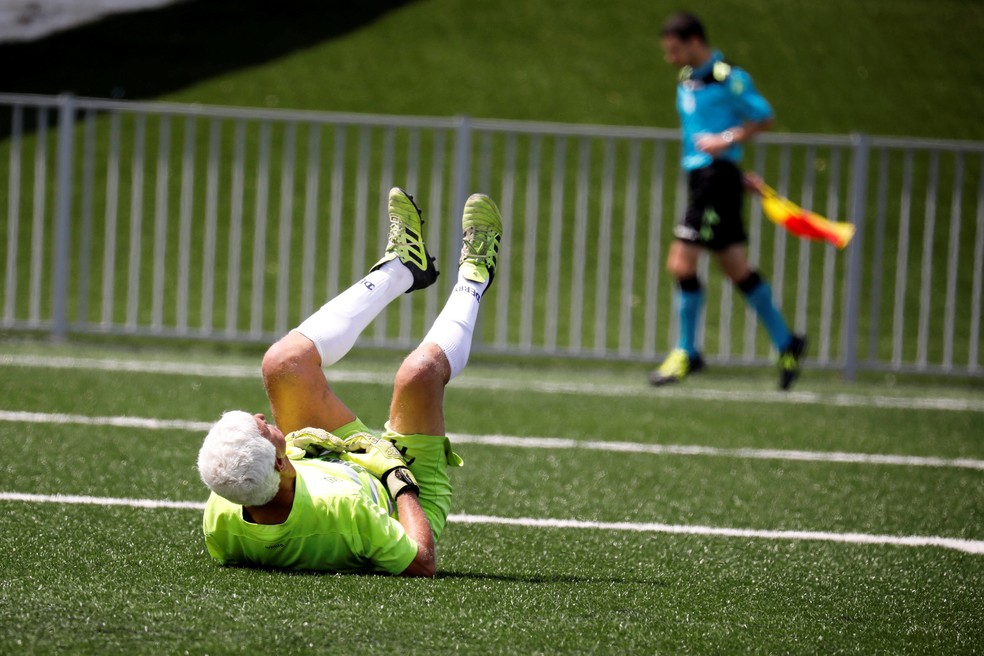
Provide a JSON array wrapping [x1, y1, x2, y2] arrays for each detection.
[[0, 346, 982, 653]]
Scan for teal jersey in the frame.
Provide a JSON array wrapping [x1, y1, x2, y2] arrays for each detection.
[[676, 50, 774, 171], [202, 458, 417, 575]]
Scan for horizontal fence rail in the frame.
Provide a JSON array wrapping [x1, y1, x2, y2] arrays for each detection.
[[0, 93, 982, 378]]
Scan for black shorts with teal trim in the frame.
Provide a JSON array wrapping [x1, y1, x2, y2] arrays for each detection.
[[674, 159, 748, 251]]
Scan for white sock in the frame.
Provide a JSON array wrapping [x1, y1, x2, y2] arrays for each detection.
[[421, 274, 489, 381], [294, 260, 412, 366]]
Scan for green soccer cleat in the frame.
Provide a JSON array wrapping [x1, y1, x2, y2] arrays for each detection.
[[458, 193, 503, 286], [371, 187, 439, 292], [649, 348, 705, 387], [778, 334, 807, 391]]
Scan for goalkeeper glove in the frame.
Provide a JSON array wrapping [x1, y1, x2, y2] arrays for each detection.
[[342, 432, 419, 499], [285, 427, 348, 459]]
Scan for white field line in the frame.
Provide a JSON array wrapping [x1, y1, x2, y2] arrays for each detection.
[[1, 491, 982, 556], [2, 353, 982, 413], [3, 409, 983, 471]]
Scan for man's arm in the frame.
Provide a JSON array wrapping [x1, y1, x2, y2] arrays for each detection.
[[397, 491, 436, 577], [695, 117, 774, 158]]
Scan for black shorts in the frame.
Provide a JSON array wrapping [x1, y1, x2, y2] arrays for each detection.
[[674, 159, 748, 251]]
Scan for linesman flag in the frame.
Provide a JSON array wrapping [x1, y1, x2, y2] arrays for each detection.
[[746, 174, 856, 249]]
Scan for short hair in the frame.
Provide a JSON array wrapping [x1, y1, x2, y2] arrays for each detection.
[[660, 12, 707, 42], [198, 410, 280, 507]]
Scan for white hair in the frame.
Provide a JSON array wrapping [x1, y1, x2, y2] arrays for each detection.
[[197, 410, 280, 507]]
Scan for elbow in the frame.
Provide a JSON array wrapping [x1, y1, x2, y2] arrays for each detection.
[[401, 559, 436, 578]]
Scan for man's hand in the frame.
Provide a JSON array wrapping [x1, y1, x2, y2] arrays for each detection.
[[695, 130, 736, 158], [342, 433, 420, 499], [285, 427, 348, 459], [743, 171, 765, 196]]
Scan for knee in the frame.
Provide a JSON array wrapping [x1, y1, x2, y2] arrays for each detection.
[[262, 333, 320, 386], [666, 249, 696, 280], [394, 346, 450, 392]]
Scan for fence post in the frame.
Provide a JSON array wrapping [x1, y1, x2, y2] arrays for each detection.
[[450, 115, 472, 270], [51, 93, 75, 342], [842, 132, 869, 380]]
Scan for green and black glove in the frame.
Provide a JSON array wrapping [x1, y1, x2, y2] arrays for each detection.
[[342, 432, 420, 499], [284, 427, 348, 460]]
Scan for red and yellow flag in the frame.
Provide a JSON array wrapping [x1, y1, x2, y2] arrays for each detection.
[[758, 183, 855, 249]]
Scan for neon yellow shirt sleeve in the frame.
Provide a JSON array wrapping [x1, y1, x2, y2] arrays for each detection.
[[202, 459, 417, 575]]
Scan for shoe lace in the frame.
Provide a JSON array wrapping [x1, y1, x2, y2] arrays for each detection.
[[387, 217, 405, 249], [462, 226, 499, 264]]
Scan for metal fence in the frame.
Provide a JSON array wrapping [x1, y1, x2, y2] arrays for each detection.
[[1, 93, 982, 378]]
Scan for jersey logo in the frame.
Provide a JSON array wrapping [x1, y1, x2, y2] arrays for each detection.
[[680, 60, 733, 91]]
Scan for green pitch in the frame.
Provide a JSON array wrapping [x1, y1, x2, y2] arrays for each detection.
[[0, 343, 981, 653]]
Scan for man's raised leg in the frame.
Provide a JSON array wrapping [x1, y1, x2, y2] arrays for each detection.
[[385, 193, 502, 539], [262, 188, 438, 434]]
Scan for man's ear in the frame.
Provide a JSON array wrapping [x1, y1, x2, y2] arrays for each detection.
[[274, 454, 289, 472]]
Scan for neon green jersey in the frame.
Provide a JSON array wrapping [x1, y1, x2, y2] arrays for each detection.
[[202, 458, 417, 575]]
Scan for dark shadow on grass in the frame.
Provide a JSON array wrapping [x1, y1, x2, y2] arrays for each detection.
[[436, 571, 661, 586], [1, 0, 416, 100], [0, 0, 416, 138], [214, 566, 658, 586]]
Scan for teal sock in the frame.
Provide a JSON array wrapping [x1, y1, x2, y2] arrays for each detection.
[[744, 281, 792, 351], [675, 287, 704, 357]]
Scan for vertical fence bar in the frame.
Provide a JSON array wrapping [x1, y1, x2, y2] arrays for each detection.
[[4, 105, 23, 325], [891, 151, 913, 367], [941, 152, 963, 370], [374, 126, 396, 341], [795, 145, 816, 336], [150, 115, 171, 332], [594, 138, 615, 354], [520, 135, 542, 351], [51, 95, 75, 340], [818, 149, 841, 364], [77, 109, 97, 328], [671, 164, 688, 353], [642, 141, 666, 359], [494, 133, 516, 349], [225, 120, 247, 337], [772, 145, 792, 311], [398, 128, 422, 344], [744, 146, 767, 360], [124, 113, 146, 331], [301, 123, 322, 322], [327, 126, 346, 301], [424, 129, 445, 323], [249, 121, 272, 337], [450, 116, 472, 279], [866, 148, 889, 364], [352, 126, 371, 285], [100, 112, 120, 327], [841, 133, 869, 380], [969, 155, 984, 373], [916, 151, 940, 369], [176, 116, 196, 333], [619, 139, 641, 356], [275, 121, 297, 335], [570, 138, 590, 351], [544, 137, 566, 351], [28, 107, 48, 325], [200, 118, 222, 334]]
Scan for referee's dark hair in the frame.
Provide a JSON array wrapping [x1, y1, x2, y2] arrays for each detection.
[[660, 12, 707, 42]]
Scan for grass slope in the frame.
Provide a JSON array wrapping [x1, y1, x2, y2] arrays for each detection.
[[160, 0, 984, 140], [3, 0, 984, 139]]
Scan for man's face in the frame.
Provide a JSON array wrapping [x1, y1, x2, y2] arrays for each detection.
[[661, 34, 700, 69], [253, 413, 286, 454]]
